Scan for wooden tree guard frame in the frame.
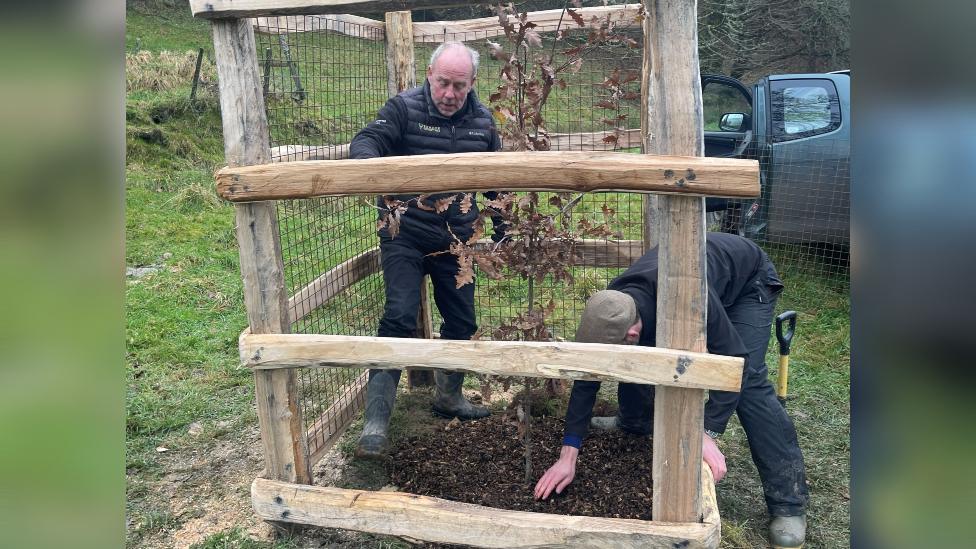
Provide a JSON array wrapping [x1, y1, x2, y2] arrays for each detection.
[[201, 1, 759, 546]]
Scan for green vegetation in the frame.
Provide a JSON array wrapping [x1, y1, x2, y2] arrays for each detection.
[[126, 4, 848, 548]]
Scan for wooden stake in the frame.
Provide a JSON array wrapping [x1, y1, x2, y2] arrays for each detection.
[[383, 10, 433, 388], [643, 0, 708, 523], [189, 47, 205, 101], [212, 18, 310, 484]]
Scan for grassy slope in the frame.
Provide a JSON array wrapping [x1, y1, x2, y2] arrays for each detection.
[[125, 5, 849, 548]]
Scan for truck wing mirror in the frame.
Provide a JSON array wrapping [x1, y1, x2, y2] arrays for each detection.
[[719, 112, 748, 132]]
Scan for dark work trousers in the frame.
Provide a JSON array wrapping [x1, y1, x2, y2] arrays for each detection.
[[369, 231, 478, 388], [617, 260, 809, 517]]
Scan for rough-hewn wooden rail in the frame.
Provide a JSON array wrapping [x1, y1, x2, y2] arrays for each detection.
[[216, 151, 759, 202], [285, 239, 641, 325], [191, 0, 474, 18], [252, 468, 720, 548], [253, 13, 385, 35], [250, 4, 642, 38], [414, 4, 641, 41], [240, 334, 744, 391]]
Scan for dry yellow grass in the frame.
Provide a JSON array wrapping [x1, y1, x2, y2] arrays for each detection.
[[126, 50, 216, 92]]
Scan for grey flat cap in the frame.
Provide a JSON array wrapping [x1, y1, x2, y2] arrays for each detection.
[[575, 290, 638, 344]]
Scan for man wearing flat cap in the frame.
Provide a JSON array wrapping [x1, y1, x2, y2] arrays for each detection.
[[534, 232, 809, 549]]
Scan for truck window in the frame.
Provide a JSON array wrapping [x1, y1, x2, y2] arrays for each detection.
[[703, 80, 752, 131], [770, 79, 841, 141]]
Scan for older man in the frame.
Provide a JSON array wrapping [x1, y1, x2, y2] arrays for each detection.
[[534, 233, 809, 549], [351, 42, 504, 459]]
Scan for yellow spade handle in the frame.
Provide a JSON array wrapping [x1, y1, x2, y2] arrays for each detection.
[[776, 355, 790, 400]]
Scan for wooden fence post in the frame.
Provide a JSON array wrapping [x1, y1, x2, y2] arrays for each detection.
[[642, 0, 707, 522], [384, 10, 434, 388], [212, 18, 310, 484]]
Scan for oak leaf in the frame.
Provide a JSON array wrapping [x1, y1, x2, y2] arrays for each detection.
[[434, 195, 456, 213]]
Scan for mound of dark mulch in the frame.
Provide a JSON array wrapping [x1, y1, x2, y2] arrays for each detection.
[[389, 414, 653, 520]]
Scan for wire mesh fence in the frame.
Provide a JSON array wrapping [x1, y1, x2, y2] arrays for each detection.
[[248, 5, 848, 466], [710, 141, 850, 285], [255, 17, 388, 461]]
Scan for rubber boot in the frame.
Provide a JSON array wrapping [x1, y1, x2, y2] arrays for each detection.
[[432, 370, 489, 420], [769, 514, 806, 549], [590, 416, 620, 431], [355, 369, 401, 459]]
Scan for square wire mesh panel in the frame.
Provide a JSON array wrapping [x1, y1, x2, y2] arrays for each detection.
[[714, 136, 850, 286], [412, 11, 645, 340], [255, 16, 388, 161], [428, 191, 645, 343], [413, 23, 644, 150], [255, 16, 389, 461], [249, 7, 848, 465]]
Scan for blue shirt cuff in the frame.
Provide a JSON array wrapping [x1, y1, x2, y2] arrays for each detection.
[[562, 434, 582, 449]]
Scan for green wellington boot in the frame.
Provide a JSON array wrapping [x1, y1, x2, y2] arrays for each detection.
[[769, 514, 806, 549], [431, 370, 489, 420], [355, 370, 399, 459]]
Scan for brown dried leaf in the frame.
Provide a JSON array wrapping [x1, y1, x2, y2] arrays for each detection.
[[566, 8, 585, 27], [415, 194, 434, 211], [486, 39, 504, 60], [595, 99, 617, 109], [562, 44, 584, 57], [387, 214, 400, 238], [472, 251, 505, 280], [602, 134, 619, 144], [480, 377, 493, 402], [467, 215, 485, 244], [434, 195, 457, 213], [454, 252, 475, 289], [459, 193, 473, 214]]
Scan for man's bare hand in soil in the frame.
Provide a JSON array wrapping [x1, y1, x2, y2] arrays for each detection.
[[534, 445, 579, 500]]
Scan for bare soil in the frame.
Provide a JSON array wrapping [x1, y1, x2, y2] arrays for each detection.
[[389, 413, 654, 520]]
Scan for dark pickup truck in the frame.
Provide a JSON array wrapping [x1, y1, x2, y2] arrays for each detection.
[[703, 71, 850, 247]]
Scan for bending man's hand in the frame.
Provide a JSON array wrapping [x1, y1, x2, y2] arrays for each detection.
[[534, 445, 579, 500], [702, 433, 727, 482]]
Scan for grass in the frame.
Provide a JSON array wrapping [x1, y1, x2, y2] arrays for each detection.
[[126, 4, 849, 548]]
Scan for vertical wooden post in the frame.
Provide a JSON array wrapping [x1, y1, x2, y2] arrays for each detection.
[[385, 10, 433, 388], [212, 19, 310, 484], [385, 11, 417, 97], [642, 0, 707, 523], [189, 47, 205, 101]]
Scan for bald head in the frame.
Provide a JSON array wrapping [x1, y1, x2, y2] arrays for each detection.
[[427, 42, 478, 117]]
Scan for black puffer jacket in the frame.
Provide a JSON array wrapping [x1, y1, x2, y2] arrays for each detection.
[[350, 81, 502, 243]]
